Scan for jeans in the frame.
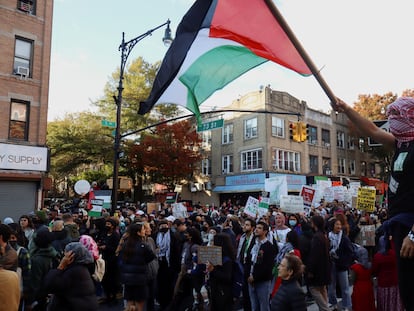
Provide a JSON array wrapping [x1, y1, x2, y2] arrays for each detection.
[[328, 263, 352, 309], [248, 280, 271, 311], [309, 286, 330, 311]]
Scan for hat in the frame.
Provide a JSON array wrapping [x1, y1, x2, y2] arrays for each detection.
[[166, 216, 176, 222], [33, 227, 53, 248], [3, 217, 14, 225]]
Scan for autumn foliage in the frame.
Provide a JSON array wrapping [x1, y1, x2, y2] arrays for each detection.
[[128, 120, 203, 188]]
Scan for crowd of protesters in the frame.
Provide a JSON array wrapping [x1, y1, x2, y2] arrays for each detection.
[[0, 193, 409, 311]]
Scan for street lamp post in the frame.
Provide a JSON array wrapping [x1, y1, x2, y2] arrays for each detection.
[[112, 20, 172, 213]]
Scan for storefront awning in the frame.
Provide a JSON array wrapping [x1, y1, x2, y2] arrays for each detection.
[[213, 184, 264, 193]]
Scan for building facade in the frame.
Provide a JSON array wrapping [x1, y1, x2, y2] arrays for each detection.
[[0, 0, 53, 220], [184, 87, 378, 206]]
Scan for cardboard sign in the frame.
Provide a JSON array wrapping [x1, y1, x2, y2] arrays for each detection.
[[356, 187, 376, 212], [300, 186, 315, 207], [197, 246, 222, 266], [265, 176, 288, 205], [280, 195, 304, 214], [244, 196, 260, 218], [355, 224, 376, 246], [172, 202, 188, 219]]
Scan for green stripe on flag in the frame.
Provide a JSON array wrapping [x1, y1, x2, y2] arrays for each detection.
[[179, 45, 267, 117]]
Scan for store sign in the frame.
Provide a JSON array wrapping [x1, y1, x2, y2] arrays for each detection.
[[0, 143, 48, 171]]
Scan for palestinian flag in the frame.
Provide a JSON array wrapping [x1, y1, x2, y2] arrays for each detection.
[[139, 0, 312, 119]]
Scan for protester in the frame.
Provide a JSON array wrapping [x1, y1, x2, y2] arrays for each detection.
[[327, 218, 354, 311], [0, 252, 20, 311], [44, 242, 98, 310], [372, 235, 404, 311], [271, 212, 291, 250], [336, 97, 414, 310], [271, 254, 306, 311], [143, 222, 159, 311], [236, 218, 256, 311], [306, 215, 331, 311], [118, 222, 156, 311], [248, 221, 277, 311], [349, 244, 376, 311], [207, 233, 235, 310], [0, 224, 18, 271]]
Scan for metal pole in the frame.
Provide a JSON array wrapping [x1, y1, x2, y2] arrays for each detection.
[[111, 21, 171, 214]]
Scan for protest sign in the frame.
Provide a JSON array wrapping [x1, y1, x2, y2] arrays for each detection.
[[88, 199, 104, 217], [258, 197, 270, 218], [172, 202, 188, 219], [244, 196, 259, 218], [280, 195, 304, 214], [300, 186, 315, 207], [198, 246, 222, 266], [356, 187, 376, 212], [355, 224, 376, 246], [265, 176, 288, 205]]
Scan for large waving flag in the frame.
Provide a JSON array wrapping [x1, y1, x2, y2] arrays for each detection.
[[139, 0, 312, 119]]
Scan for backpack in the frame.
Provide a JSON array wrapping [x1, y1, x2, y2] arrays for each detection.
[[92, 254, 105, 282]]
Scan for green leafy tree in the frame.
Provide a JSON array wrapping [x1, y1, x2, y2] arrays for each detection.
[[47, 112, 114, 195]]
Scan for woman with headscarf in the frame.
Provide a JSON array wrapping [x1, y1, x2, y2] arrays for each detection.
[[372, 236, 404, 311], [336, 97, 414, 310], [349, 244, 375, 311], [44, 242, 98, 311]]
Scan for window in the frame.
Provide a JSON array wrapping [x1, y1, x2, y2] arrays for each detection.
[[336, 131, 345, 148], [9, 100, 29, 140], [222, 124, 233, 144], [222, 155, 233, 174], [347, 136, 355, 150], [244, 118, 257, 139], [338, 158, 346, 174], [14, 37, 33, 77], [322, 129, 330, 147], [308, 125, 317, 144], [201, 131, 211, 150], [309, 155, 318, 174], [271, 117, 284, 137], [322, 158, 331, 175], [201, 158, 212, 176], [273, 149, 300, 172], [241, 149, 262, 171], [349, 160, 356, 175], [17, 0, 36, 14]]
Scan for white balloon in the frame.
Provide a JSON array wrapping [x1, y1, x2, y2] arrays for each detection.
[[74, 180, 91, 195]]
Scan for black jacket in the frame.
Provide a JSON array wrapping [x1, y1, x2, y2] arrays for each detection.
[[271, 279, 307, 311], [44, 264, 98, 311], [306, 231, 331, 286], [251, 240, 277, 283]]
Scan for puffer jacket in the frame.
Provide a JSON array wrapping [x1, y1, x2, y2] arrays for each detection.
[[271, 279, 307, 311], [119, 239, 156, 285]]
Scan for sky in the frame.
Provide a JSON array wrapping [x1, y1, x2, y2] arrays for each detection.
[[48, 0, 414, 121]]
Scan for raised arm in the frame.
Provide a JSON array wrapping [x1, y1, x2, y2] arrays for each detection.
[[335, 98, 395, 150]]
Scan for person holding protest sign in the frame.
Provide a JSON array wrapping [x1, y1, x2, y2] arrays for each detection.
[[335, 97, 414, 310]]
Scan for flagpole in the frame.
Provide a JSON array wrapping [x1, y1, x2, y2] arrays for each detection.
[[264, 0, 338, 109]]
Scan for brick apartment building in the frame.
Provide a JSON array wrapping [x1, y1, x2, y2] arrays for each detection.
[[0, 0, 53, 220]]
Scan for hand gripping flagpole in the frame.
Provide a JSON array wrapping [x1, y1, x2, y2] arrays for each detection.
[[264, 0, 338, 110]]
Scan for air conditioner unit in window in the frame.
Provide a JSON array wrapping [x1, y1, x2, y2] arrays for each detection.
[[17, 66, 29, 77]]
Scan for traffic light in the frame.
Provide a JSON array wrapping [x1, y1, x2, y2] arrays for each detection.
[[289, 122, 300, 142], [298, 122, 308, 142]]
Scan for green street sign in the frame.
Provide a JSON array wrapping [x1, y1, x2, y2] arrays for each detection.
[[101, 119, 116, 128], [197, 119, 224, 132]]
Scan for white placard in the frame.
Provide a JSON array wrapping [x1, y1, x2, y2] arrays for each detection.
[[172, 202, 188, 219], [280, 195, 305, 214], [244, 196, 260, 218], [265, 176, 288, 205]]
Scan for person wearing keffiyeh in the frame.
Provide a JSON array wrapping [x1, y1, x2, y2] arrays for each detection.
[[335, 96, 414, 311]]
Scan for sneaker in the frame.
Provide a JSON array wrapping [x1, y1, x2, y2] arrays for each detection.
[[329, 305, 338, 311]]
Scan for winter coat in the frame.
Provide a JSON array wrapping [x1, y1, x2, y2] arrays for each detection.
[[44, 264, 98, 311], [306, 231, 331, 286], [119, 239, 156, 285], [271, 279, 307, 311], [30, 245, 58, 301]]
